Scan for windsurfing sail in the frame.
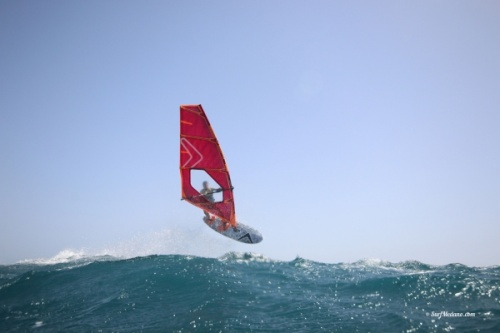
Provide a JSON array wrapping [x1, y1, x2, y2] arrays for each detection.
[[180, 105, 236, 226]]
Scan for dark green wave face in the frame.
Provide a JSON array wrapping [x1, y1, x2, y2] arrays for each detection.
[[1, 254, 499, 333]]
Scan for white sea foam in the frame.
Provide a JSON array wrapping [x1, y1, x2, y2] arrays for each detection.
[[219, 251, 274, 263], [337, 258, 437, 276], [18, 249, 91, 265]]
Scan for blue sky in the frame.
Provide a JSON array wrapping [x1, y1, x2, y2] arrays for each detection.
[[1, 1, 499, 266]]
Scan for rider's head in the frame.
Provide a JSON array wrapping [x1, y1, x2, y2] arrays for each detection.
[[202, 181, 209, 189]]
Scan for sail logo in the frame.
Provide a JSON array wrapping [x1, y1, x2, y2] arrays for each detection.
[[180, 138, 204, 168]]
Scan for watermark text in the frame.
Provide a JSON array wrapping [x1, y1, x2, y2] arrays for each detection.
[[428, 311, 476, 319]]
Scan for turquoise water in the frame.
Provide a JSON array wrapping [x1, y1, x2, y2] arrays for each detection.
[[1, 253, 499, 332]]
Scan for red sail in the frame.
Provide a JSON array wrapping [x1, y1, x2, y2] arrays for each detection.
[[180, 105, 236, 226]]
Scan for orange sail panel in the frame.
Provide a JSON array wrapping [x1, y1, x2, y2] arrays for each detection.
[[180, 105, 236, 226]]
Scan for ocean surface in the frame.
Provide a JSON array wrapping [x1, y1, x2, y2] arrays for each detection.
[[1, 252, 499, 332]]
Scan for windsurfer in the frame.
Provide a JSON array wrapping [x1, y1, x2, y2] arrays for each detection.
[[200, 181, 222, 220]]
